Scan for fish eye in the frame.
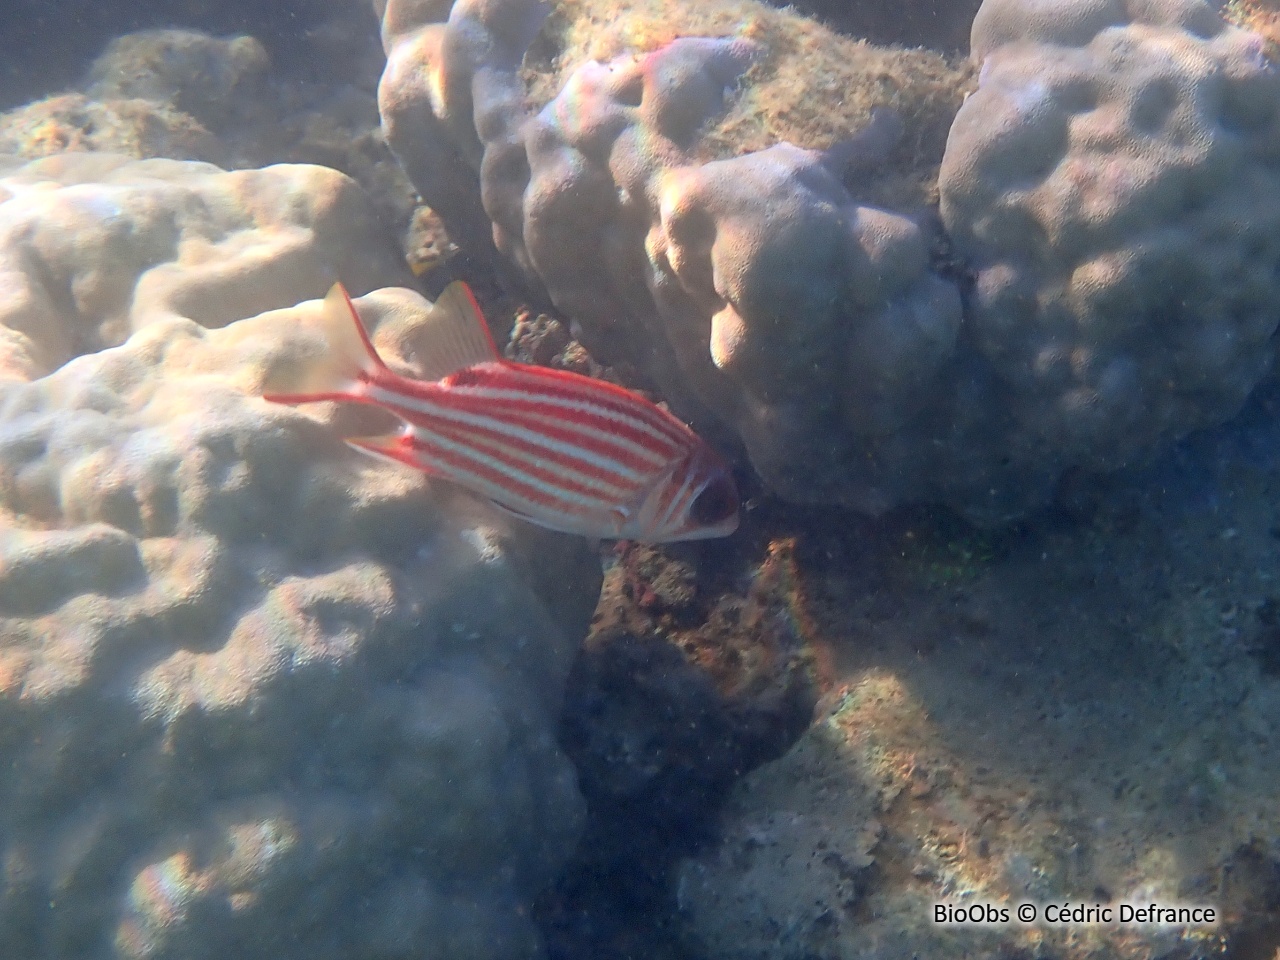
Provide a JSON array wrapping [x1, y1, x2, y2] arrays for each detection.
[[690, 475, 738, 525]]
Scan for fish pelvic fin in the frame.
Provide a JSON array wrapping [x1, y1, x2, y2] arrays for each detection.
[[345, 428, 430, 472], [416, 281, 501, 381], [263, 283, 389, 405]]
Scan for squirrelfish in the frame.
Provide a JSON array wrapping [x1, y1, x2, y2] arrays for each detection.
[[263, 283, 739, 542]]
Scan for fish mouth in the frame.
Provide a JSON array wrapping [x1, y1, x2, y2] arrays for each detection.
[[665, 466, 739, 541], [689, 471, 739, 528]]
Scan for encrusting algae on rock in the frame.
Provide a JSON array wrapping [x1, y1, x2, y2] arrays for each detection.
[[528, 0, 971, 204]]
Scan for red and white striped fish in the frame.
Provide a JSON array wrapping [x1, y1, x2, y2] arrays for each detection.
[[263, 282, 739, 542]]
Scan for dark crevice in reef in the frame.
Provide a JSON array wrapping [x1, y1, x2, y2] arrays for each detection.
[[761, 0, 982, 52], [538, 624, 814, 959]]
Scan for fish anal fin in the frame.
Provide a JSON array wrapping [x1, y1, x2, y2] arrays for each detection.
[[609, 505, 632, 537], [414, 281, 501, 381]]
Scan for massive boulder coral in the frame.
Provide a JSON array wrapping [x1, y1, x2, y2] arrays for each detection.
[[0, 94, 225, 163], [375, 0, 989, 516], [376, 0, 1280, 520], [0, 154, 599, 958], [0, 153, 408, 382], [939, 0, 1280, 471], [84, 29, 271, 130]]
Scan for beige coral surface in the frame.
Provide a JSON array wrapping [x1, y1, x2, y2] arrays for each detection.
[[940, 0, 1280, 470], [0, 153, 599, 959], [0, 154, 409, 382]]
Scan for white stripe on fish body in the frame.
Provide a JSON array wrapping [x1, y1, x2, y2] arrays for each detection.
[[404, 396, 671, 481], [656, 458, 698, 533], [368, 387, 662, 496], [373, 378, 685, 467], [355, 432, 621, 535], [414, 431, 644, 539], [426, 418, 655, 505], [448, 365, 690, 445], [364, 382, 678, 483], [405, 420, 653, 519]]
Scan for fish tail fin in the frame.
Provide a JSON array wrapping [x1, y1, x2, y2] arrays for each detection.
[[263, 283, 390, 405]]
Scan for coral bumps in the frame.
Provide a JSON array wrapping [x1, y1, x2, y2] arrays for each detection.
[[940, 0, 1280, 470], [377, 0, 978, 515], [0, 154, 407, 382], [0, 156, 597, 959], [380, 0, 1280, 521]]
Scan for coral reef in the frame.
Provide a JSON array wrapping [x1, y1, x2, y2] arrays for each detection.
[[0, 31, 272, 167], [0, 152, 599, 958], [939, 0, 1280, 473], [762, 0, 981, 51], [0, 94, 224, 163], [1, 0, 348, 112], [0, 153, 409, 382], [375, 0, 1280, 523], [12, 0, 1280, 956], [523, 0, 965, 178], [84, 30, 271, 131], [376, 0, 1000, 515], [1, 19, 421, 240]]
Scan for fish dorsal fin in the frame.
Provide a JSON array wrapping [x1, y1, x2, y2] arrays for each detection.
[[417, 281, 501, 381]]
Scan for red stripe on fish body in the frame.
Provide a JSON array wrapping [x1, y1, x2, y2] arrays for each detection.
[[263, 282, 739, 542], [422, 364, 690, 471], [365, 362, 702, 537]]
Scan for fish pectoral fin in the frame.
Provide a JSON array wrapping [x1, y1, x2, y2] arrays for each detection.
[[416, 281, 502, 380], [345, 430, 430, 472], [608, 505, 632, 536]]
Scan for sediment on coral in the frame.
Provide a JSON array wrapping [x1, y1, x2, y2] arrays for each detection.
[[757, 0, 981, 50], [674, 396, 1280, 958]]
